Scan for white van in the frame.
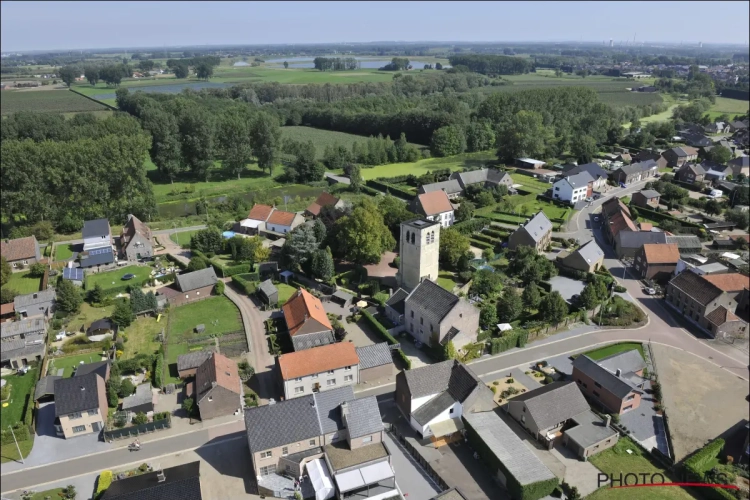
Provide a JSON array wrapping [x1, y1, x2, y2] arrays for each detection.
[[709, 189, 723, 199]]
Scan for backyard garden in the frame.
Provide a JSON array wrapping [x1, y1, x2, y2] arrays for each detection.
[[1, 367, 38, 463], [2, 270, 42, 295], [84, 265, 153, 292]]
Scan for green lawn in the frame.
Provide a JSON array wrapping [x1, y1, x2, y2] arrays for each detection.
[[169, 229, 200, 246], [437, 272, 458, 292], [588, 437, 696, 500], [706, 96, 750, 121], [64, 302, 115, 335], [24, 488, 66, 500], [54, 243, 76, 261], [0, 435, 34, 463], [0, 368, 38, 427], [165, 342, 190, 385], [276, 283, 297, 304], [47, 353, 105, 378], [583, 343, 645, 362], [85, 265, 152, 291], [2, 271, 42, 295], [167, 296, 242, 343], [360, 152, 497, 180], [121, 315, 165, 359]]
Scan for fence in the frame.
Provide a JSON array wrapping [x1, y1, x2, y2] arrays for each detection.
[[103, 415, 172, 441]]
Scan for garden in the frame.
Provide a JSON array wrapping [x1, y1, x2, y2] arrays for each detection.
[[167, 296, 242, 343], [120, 315, 164, 360], [84, 265, 153, 292], [2, 270, 42, 295], [46, 353, 106, 378], [1, 367, 37, 463], [54, 243, 76, 262]]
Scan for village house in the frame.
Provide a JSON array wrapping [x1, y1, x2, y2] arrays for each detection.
[[631, 189, 661, 209], [100, 462, 203, 500], [572, 351, 646, 415], [665, 235, 703, 255], [119, 214, 153, 262], [265, 210, 305, 235], [355, 342, 394, 384], [0, 236, 41, 271], [395, 360, 495, 441], [414, 190, 454, 228], [610, 160, 659, 185], [705, 122, 730, 134], [176, 349, 214, 379], [418, 179, 463, 200], [552, 171, 594, 205], [74, 360, 111, 382], [507, 211, 553, 252], [556, 239, 605, 273], [82, 218, 112, 252], [277, 342, 360, 399], [727, 156, 750, 177], [13, 289, 56, 319], [635, 243, 680, 282], [282, 288, 335, 351], [449, 168, 514, 191], [190, 352, 242, 420], [614, 231, 666, 259], [632, 150, 668, 170], [675, 163, 707, 184], [54, 372, 107, 438], [121, 382, 155, 416], [1, 316, 46, 343], [157, 267, 218, 306], [239, 204, 275, 235], [561, 163, 609, 192], [305, 192, 345, 218], [662, 146, 699, 168]]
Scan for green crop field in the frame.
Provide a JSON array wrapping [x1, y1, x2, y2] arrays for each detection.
[[281, 126, 425, 159], [706, 96, 749, 121], [360, 151, 497, 180], [0, 89, 111, 115]]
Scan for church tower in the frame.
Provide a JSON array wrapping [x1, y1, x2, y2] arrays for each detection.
[[397, 218, 440, 291]]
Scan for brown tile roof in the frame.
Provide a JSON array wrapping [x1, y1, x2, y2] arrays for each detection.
[[247, 204, 274, 222], [603, 198, 631, 218], [282, 288, 333, 336], [0, 236, 37, 262], [417, 190, 453, 216], [0, 303, 14, 315], [196, 352, 241, 396], [702, 273, 749, 292], [642, 244, 680, 264], [668, 271, 723, 306], [639, 223, 653, 231], [705, 306, 740, 327], [608, 212, 637, 237], [278, 342, 359, 380], [267, 210, 297, 227], [306, 193, 340, 216], [121, 215, 151, 245]]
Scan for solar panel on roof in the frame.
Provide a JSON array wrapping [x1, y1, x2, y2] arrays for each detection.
[[62, 268, 84, 280], [88, 247, 112, 256]]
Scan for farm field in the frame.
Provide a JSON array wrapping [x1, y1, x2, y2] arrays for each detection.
[[84, 265, 152, 291], [167, 296, 242, 343], [0, 89, 111, 115], [47, 353, 105, 378], [360, 151, 497, 180], [281, 126, 425, 159], [150, 162, 276, 202], [706, 96, 750, 121], [2, 271, 42, 295]]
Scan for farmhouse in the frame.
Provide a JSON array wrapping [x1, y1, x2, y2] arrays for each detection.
[[1, 316, 46, 342], [414, 190, 454, 228], [418, 179, 463, 200], [0, 236, 41, 271], [614, 231, 666, 259], [635, 243, 680, 282], [157, 267, 218, 306], [450, 168, 513, 191], [277, 342, 360, 399], [13, 289, 56, 319], [191, 352, 242, 420], [282, 288, 335, 351], [119, 214, 153, 262], [610, 160, 659, 185], [176, 349, 214, 379], [556, 239, 605, 273], [508, 211, 553, 252], [561, 162, 608, 191], [239, 204, 275, 235], [265, 209, 305, 235]]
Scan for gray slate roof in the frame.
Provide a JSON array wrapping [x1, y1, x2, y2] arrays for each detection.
[[1, 317, 47, 338], [563, 171, 595, 188], [100, 461, 202, 500], [517, 212, 553, 243], [572, 355, 643, 399], [257, 279, 278, 298], [412, 391, 456, 425], [510, 381, 590, 431], [0, 337, 45, 362], [342, 396, 383, 439], [402, 359, 481, 401], [177, 350, 214, 372], [565, 411, 618, 449], [464, 411, 556, 486], [122, 383, 154, 411], [405, 279, 459, 326], [665, 235, 702, 250], [313, 386, 356, 435], [54, 372, 102, 416], [597, 350, 646, 376], [80, 246, 114, 268], [420, 179, 463, 195], [616, 231, 667, 248], [35, 375, 61, 401], [244, 395, 322, 451], [74, 360, 109, 379], [355, 342, 392, 370], [668, 271, 723, 306], [385, 288, 409, 315], [82, 218, 110, 239], [451, 169, 509, 187], [176, 267, 218, 292], [13, 289, 56, 310], [562, 162, 608, 179], [638, 189, 661, 199], [573, 240, 604, 265], [618, 160, 658, 175]]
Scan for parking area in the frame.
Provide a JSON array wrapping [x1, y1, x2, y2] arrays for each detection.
[[651, 343, 750, 461]]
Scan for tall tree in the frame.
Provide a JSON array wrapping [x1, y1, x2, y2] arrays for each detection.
[[311, 248, 334, 281], [497, 287, 523, 322], [439, 228, 471, 269], [539, 291, 568, 325], [0, 256, 10, 286], [195, 62, 214, 80], [249, 112, 282, 175], [571, 135, 598, 164], [378, 195, 414, 238], [177, 105, 215, 180], [283, 61, 289, 69], [56, 278, 82, 314], [58, 65, 79, 87], [345, 163, 363, 192], [141, 108, 183, 182], [705, 145, 732, 165], [430, 125, 467, 157], [174, 64, 189, 79], [479, 302, 499, 330], [112, 299, 134, 328], [218, 108, 254, 179], [495, 110, 555, 163], [334, 200, 395, 265], [84, 66, 99, 86], [522, 282, 541, 311], [280, 224, 319, 270]]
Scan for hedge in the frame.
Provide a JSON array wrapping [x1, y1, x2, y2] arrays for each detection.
[[163, 253, 187, 271], [365, 180, 413, 200], [453, 218, 490, 235], [153, 353, 164, 389], [472, 233, 502, 246], [683, 438, 736, 500], [483, 228, 509, 239], [1, 424, 30, 445], [96, 470, 113, 499], [490, 329, 528, 354], [360, 309, 411, 370], [469, 239, 494, 250], [232, 274, 258, 295]]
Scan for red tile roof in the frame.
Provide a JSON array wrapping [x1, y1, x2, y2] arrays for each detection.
[[0, 303, 15, 316], [282, 288, 333, 336], [417, 191, 453, 216], [247, 204, 274, 222], [642, 244, 680, 264], [639, 222, 653, 231], [705, 306, 740, 326], [608, 212, 637, 237], [0, 236, 37, 262], [278, 343, 359, 380], [702, 273, 749, 292], [267, 210, 297, 227], [306, 193, 340, 216], [196, 352, 241, 395]]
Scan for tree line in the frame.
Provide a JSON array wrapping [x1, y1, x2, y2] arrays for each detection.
[[313, 57, 359, 71], [448, 54, 532, 75]]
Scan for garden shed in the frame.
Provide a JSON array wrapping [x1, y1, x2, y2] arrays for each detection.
[[257, 280, 279, 307], [121, 383, 155, 415]]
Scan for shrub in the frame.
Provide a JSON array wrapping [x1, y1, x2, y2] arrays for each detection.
[[507, 378, 514, 384], [96, 470, 113, 498], [152, 353, 164, 388], [131, 412, 148, 425], [614, 285, 626, 293], [490, 386, 497, 394], [118, 379, 135, 398]]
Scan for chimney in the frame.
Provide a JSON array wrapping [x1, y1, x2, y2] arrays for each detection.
[[605, 415, 611, 428], [616, 369, 622, 377], [157, 469, 166, 483]]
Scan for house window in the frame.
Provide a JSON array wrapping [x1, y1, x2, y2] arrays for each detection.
[[282, 447, 288, 456], [594, 382, 602, 389], [420, 317, 423, 325], [295, 377, 302, 382], [259, 465, 274, 476], [70, 412, 83, 419], [327, 379, 336, 386], [294, 387, 304, 394], [87, 409, 98, 416], [344, 366, 351, 371], [410, 311, 414, 318], [309, 439, 316, 446], [593, 391, 600, 398], [72, 425, 86, 433], [626, 395, 635, 401], [362, 436, 372, 443], [344, 375, 353, 382], [260, 451, 273, 459], [327, 370, 335, 375]]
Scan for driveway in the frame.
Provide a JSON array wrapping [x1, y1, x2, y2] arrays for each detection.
[[618, 380, 669, 456], [383, 433, 442, 500], [1, 403, 108, 474], [549, 444, 601, 497]]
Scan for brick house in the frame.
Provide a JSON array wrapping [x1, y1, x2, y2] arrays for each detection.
[[610, 160, 659, 185], [157, 267, 218, 306], [631, 189, 660, 209], [663, 146, 699, 168], [176, 349, 214, 379], [572, 352, 646, 415], [632, 151, 668, 170], [191, 352, 242, 420], [0, 236, 41, 271], [305, 192, 345, 218], [119, 214, 153, 262], [508, 211, 553, 252], [556, 239, 605, 273], [676, 163, 707, 184], [277, 342, 360, 399], [634, 243, 680, 282], [282, 288, 335, 351]]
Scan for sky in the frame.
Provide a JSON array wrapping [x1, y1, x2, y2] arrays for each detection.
[[1, 1, 748, 52]]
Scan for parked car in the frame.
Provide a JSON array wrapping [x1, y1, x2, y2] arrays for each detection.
[[55, 331, 66, 341], [644, 288, 657, 295], [619, 182, 627, 188], [585, 197, 593, 202], [121, 273, 136, 280]]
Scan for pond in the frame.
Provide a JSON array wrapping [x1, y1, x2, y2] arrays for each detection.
[[157, 185, 327, 218], [93, 81, 232, 100], [265, 56, 447, 70]]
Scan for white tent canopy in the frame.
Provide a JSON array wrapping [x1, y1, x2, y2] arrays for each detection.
[[307, 458, 335, 500]]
